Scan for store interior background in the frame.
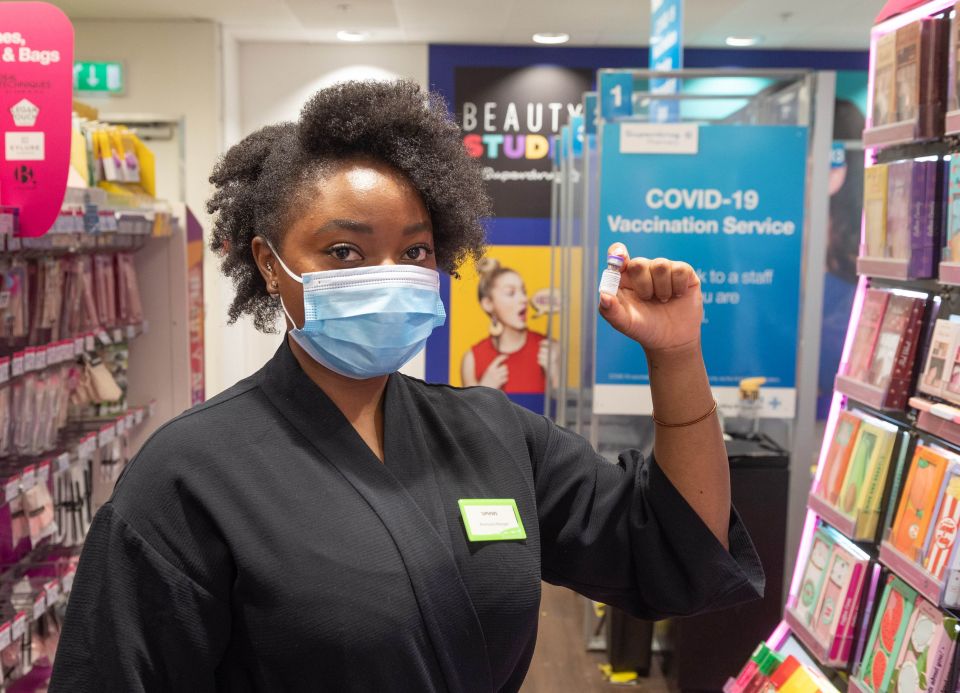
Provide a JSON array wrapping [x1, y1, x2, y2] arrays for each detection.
[[62, 0, 881, 688]]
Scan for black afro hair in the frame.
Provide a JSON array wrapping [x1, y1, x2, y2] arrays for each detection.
[[207, 79, 490, 332]]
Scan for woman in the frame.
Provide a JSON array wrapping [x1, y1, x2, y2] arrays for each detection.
[[50, 81, 762, 692], [461, 258, 551, 393]]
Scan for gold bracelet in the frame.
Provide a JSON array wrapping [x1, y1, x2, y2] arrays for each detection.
[[652, 400, 718, 428]]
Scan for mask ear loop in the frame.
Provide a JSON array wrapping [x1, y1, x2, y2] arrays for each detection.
[[261, 237, 303, 329]]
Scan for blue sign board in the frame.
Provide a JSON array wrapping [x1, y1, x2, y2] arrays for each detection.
[[599, 71, 633, 120], [584, 93, 598, 135], [594, 123, 808, 417], [649, 0, 683, 123]]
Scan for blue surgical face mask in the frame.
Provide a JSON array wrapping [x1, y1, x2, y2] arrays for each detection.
[[268, 243, 446, 379]]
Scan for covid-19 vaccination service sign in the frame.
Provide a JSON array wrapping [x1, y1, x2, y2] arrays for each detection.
[[593, 123, 808, 418]]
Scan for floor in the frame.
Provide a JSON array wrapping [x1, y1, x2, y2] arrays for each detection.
[[521, 583, 673, 693]]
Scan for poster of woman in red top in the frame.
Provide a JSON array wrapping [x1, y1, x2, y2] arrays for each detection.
[[460, 258, 554, 394]]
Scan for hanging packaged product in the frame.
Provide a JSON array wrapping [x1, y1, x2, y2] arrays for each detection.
[[809, 409, 900, 541], [837, 288, 929, 410], [785, 524, 871, 667]]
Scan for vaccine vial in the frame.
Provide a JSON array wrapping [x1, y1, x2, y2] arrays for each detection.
[[598, 254, 626, 296]]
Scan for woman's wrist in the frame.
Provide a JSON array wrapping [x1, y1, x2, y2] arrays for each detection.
[[644, 339, 703, 370]]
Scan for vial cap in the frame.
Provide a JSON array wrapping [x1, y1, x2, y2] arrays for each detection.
[[606, 254, 626, 269]]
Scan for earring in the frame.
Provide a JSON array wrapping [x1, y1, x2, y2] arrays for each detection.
[[270, 280, 278, 290], [489, 316, 504, 338]]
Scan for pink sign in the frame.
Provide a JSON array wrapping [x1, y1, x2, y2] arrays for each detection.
[[0, 3, 73, 237]]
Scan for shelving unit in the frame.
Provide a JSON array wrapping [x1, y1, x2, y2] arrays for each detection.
[[758, 2, 960, 690]]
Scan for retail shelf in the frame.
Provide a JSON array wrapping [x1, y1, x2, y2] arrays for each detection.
[[808, 493, 859, 541], [856, 256, 910, 281], [946, 109, 960, 136], [0, 401, 154, 503], [910, 396, 960, 447], [863, 120, 925, 148], [783, 608, 852, 670], [939, 262, 960, 286], [835, 375, 890, 411], [878, 541, 945, 605]]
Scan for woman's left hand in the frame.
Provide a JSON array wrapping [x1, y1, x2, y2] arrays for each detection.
[[598, 242, 703, 354]]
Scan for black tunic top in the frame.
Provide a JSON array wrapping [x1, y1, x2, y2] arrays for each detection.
[[49, 341, 763, 692]]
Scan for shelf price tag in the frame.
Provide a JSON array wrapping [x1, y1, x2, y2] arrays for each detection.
[[11, 614, 25, 641], [98, 424, 116, 448], [43, 580, 60, 604], [0, 623, 12, 650], [11, 352, 23, 378], [23, 347, 35, 373], [84, 333, 95, 352], [112, 328, 123, 343], [4, 475, 18, 504], [115, 416, 126, 436], [35, 347, 46, 370], [126, 324, 136, 340], [20, 465, 35, 492], [62, 567, 76, 594], [32, 594, 45, 621], [37, 461, 50, 485], [96, 329, 112, 346], [56, 452, 70, 473], [0, 357, 10, 384]]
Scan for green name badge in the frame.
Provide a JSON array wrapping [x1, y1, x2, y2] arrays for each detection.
[[458, 499, 527, 542]]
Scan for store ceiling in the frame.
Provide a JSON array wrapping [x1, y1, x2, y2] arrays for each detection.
[[59, 0, 879, 49]]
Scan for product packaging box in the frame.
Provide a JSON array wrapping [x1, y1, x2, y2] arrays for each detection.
[[788, 525, 869, 666], [943, 156, 960, 263], [890, 599, 958, 692], [875, 31, 898, 128], [865, 164, 890, 259], [836, 416, 898, 540], [816, 410, 863, 506], [895, 17, 950, 137], [856, 576, 918, 693], [890, 446, 951, 563], [847, 289, 892, 382], [923, 471, 960, 582], [918, 319, 960, 399], [867, 293, 927, 408]]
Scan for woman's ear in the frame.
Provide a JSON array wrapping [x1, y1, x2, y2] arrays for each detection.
[[479, 296, 495, 315], [251, 236, 279, 294]]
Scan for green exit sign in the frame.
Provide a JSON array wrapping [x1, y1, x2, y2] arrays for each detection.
[[73, 61, 124, 94]]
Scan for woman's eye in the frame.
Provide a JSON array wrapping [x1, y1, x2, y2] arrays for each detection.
[[404, 246, 433, 262], [329, 246, 362, 262]]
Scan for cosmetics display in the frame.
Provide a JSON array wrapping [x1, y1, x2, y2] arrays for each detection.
[[857, 159, 943, 280], [808, 411, 899, 542], [785, 524, 871, 667], [730, 5, 960, 691], [836, 289, 929, 410]]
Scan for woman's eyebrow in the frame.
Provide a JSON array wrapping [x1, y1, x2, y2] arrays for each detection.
[[404, 221, 432, 235], [314, 220, 431, 235], [317, 219, 374, 234]]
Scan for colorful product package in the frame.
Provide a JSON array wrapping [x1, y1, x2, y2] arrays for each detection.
[[865, 164, 890, 258], [944, 156, 960, 264], [809, 537, 870, 662], [890, 599, 958, 692], [837, 418, 898, 538], [923, 471, 960, 581], [918, 319, 960, 398], [856, 577, 918, 693], [867, 292, 927, 409], [847, 289, 891, 382], [890, 446, 951, 562], [816, 410, 863, 506], [795, 527, 836, 625], [874, 31, 897, 128]]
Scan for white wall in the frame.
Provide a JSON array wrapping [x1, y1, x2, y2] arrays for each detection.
[[210, 40, 430, 395], [73, 20, 221, 227]]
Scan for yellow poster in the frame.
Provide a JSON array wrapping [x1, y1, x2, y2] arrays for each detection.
[[450, 245, 581, 394]]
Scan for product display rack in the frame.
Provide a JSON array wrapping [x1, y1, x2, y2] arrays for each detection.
[[0, 100, 200, 688], [747, 2, 960, 691]]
